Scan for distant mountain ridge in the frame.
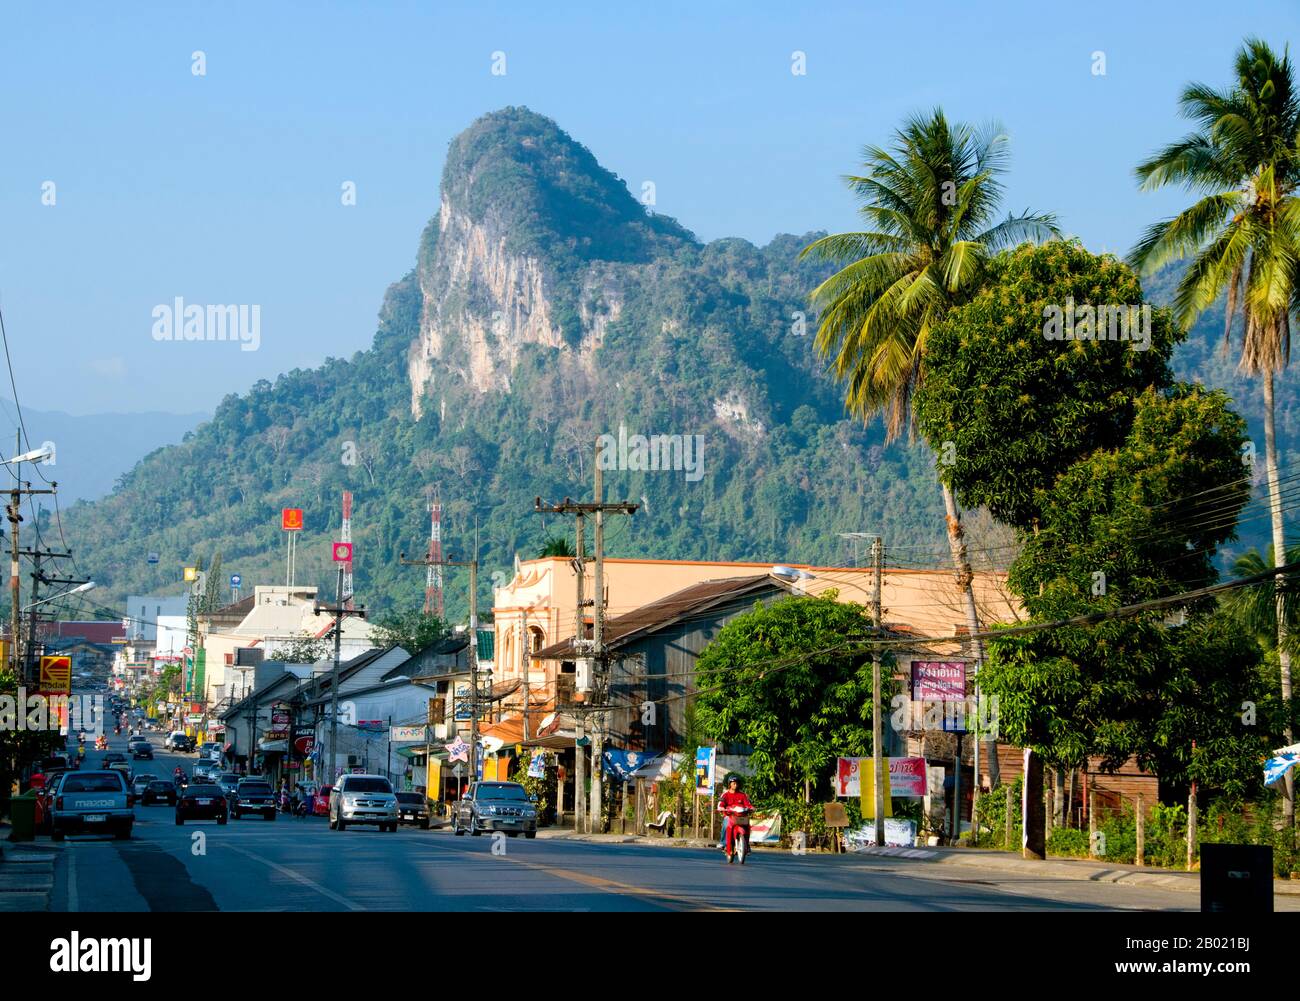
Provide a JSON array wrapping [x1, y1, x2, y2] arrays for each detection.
[[1, 400, 208, 504], [56, 107, 1292, 616]]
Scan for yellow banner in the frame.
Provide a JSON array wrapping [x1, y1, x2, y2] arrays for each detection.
[[861, 760, 893, 820], [429, 758, 441, 799]]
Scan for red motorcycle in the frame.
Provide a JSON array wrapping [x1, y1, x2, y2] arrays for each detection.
[[720, 803, 753, 864]]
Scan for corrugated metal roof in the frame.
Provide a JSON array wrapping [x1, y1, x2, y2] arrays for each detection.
[[534, 574, 784, 659]]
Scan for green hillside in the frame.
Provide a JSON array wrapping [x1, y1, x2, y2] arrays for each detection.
[[55, 108, 1291, 622]]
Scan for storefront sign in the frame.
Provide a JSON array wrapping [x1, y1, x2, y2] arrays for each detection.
[[390, 725, 428, 743], [911, 661, 967, 700], [835, 756, 926, 798], [694, 747, 716, 795]]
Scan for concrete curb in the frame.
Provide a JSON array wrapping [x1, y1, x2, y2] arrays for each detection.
[[532, 828, 1300, 895], [861, 846, 1300, 896]]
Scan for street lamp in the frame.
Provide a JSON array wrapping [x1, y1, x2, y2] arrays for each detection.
[[2, 446, 53, 466], [21, 580, 94, 611]]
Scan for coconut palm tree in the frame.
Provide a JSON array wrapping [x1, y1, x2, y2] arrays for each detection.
[[1221, 543, 1300, 655], [1128, 38, 1300, 824], [801, 109, 1058, 790]]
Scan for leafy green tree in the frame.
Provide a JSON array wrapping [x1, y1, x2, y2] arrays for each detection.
[[266, 632, 331, 664], [370, 610, 450, 655], [914, 241, 1180, 529], [694, 592, 893, 799], [1129, 38, 1300, 822], [914, 240, 1257, 804], [801, 110, 1057, 786]]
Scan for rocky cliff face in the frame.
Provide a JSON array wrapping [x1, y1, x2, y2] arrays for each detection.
[[408, 195, 626, 415], [405, 106, 684, 418]]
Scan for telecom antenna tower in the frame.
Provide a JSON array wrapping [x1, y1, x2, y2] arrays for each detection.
[[424, 486, 444, 617], [341, 490, 355, 608]]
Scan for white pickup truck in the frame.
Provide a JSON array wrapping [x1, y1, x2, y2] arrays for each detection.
[[50, 769, 134, 841]]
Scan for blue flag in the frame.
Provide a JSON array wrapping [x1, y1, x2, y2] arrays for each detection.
[[1264, 753, 1300, 786], [602, 748, 658, 783]]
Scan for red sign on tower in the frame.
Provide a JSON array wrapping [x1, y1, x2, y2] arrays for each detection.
[[332, 542, 353, 563]]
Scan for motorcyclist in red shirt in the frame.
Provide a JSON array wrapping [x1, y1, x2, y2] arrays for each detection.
[[717, 774, 754, 863]]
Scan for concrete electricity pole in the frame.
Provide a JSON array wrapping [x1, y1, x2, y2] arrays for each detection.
[[534, 441, 637, 834], [314, 566, 367, 786], [401, 550, 480, 788], [871, 535, 885, 848]]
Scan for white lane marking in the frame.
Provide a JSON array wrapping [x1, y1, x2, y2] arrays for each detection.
[[223, 844, 366, 911], [67, 843, 79, 912]]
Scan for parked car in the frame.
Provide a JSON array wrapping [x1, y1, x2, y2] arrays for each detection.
[[176, 782, 228, 824], [452, 781, 538, 838], [329, 774, 399, 831], [231, 779, 277, 821], [142, 780, 177, 806], [313, 784, 332, 816], [395, 792, 431, 829], [198, 742, 222, 762], [50, 770, 134, 841]]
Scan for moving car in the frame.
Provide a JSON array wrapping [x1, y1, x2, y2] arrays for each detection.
[[142, 780, 177, 806], [100, 752, 126, 768], [130, 741, 153, 761], [395, 791, 431, 829], [176, 782, 228, 824], [452, 781, 538, 838], [50, 770, 134, 841], [107, 761, 132, 782], [329, 774, 399, 831], [166, 732, 195, 752], [192, 761, 220, 783], [131, 774, 157, 797], [231, 779, 277, 821], [215, 773, 242, 800]]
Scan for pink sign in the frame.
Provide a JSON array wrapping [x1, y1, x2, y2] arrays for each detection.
[[835, 756, 926, 798], [912, 661, 967, 700]]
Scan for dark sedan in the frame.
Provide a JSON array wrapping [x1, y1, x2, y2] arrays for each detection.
[[143, 780, 177, 806], [175, 783, 227, 824], [395, 791, 431, 829], [231, 779, 277, 821]]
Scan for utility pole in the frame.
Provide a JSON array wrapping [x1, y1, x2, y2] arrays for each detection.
[[534, 444, 637, 834], [314, 566, 367, 787], [401, 548, 480, 787], [6, 433, 57, 682], [574, 513, 586, 831], [871, 536, 885, 848]]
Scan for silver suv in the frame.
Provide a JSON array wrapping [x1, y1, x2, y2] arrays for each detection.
[[329, 774, 399, 832], [452, 781, 538, 838]]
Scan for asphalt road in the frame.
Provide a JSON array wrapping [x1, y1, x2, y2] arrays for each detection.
[[43, 724, 1293, 913]]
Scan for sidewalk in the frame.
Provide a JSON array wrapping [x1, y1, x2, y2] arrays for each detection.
[[532, 825, 1300, 896], [0, 837, 57, 912]]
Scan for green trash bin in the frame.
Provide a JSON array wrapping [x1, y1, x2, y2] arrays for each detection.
[[7, 789, 39, 842]]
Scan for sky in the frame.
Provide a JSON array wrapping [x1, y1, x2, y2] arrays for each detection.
[[1, 0, 1296, 416]]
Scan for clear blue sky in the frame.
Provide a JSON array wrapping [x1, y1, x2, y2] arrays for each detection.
[[1, 0, 1295, 415]]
